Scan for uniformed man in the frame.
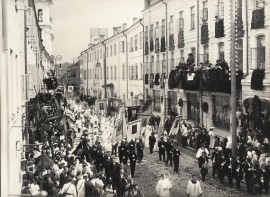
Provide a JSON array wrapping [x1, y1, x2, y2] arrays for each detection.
[[173, 144, 181, 173], [211, 147, 222, 178], [234, 156, 243, 190], [158, 137, 166, 162], [149, 132, 156, 154], [166, 140, 173, 166], [129, 150, 137, 178], [244, 158, 254, 193], [136, 138, 144, 164], [118, 141, 124, 164]]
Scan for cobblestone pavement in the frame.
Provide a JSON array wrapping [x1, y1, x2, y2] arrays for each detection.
[[130, 148, 250, 197]]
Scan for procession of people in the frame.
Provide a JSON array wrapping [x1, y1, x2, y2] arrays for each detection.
[[20, 88, 270, 197]]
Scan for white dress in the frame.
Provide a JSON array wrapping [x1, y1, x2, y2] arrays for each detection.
[[153, 134, 159, 152], [155, 178, 172, 197], [186, 180, 202, 197], [144, 125, 153, 148]]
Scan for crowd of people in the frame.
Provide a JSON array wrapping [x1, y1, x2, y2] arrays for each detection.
[[21, 96, 144, 197]]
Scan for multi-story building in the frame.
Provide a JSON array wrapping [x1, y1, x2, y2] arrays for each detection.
[[142, 0, 270, 138], [79, 21, 144, 114], [1, 0, 54, 196]]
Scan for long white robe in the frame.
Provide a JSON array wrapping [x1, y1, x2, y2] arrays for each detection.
[[186, 180, 202, 197], [144, 125, 153, 148], [76, 179, 85, 197], [155, 178, 172, 197]]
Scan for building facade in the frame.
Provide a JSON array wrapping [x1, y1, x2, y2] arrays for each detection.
[[1, 0, 54, 196], [142, 0, 270, 138], [79, 21, 144, 113], [78, 0, 269, 138]]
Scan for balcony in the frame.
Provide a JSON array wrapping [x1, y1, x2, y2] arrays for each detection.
[[215, 19, 224, 38], [251, 8, 264, 29], [167, 62, 243, 93]]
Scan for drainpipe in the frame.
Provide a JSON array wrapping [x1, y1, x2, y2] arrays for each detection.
[[245, 0, 249, 74], [139, 19, 145, 104], [101, 41, 107, 99], [86, 52, 89, 96], [122, 30, 129, 100], [197, 0, 203, 126], [161, 0, 168, 121], [161, 0, 168, 78]]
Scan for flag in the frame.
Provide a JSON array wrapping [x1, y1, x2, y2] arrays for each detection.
[[127, 119, 141, 141], [169, 117, 180, 135], [158, 117, 164, 137], [115, 117, 123, 142]]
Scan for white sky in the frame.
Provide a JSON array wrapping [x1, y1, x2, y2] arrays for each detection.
[[51, 0, 144, 63]]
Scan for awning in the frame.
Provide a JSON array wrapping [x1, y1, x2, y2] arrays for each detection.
[[102, 83, 114, 88]]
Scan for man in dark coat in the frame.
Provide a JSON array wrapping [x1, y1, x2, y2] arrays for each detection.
[[136, 139, 144, 164], [129, 150, 137, 178], [84, 174, 94, 196], [166, 140, 173, 166], [149, 132, 156, 154], [173, 145, 181, 173], [257, 163, 270, 194], [158, 137, 166, 162], [118, 141, 126, 164], [110, 156, 121, 193], [211, 147, 222, 178], [234, 156, 243, 190], [243, 158, 254, 193]]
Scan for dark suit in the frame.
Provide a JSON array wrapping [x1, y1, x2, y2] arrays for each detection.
[[84, 180, 94, 196], [257, 167, 270, 194], [110, 162, 121, 190], [198, 156, 208, 181], [149, 135, 156, 154], [158, 140, 166, 161], [129, 152, 137, 177], [173, 148, 180, 173], [166, 143, 173, 166]]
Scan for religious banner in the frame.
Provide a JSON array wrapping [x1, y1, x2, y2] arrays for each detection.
[[127, 106, 140, 122], [115, 117, 123, 142], [127, 119, 141, 141], [169, 116, 181, 135]]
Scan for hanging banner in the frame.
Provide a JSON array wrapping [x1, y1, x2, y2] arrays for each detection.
[[127, 106, 140, 122], [127, 119, 142, 141], [169, 116, 181, 136]]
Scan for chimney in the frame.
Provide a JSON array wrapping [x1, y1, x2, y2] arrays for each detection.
[[133, 17, 138, 24], [117, 26, 122, 33], [113, 27, 118, 35], [123, 23, 127, 30]]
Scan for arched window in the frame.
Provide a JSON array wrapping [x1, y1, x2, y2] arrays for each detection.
[[38, 9, 43, 22], [236, 39, 243, 70], [257, 35, 265, 69], [218, 42, 224, 60], [203, 44, 209, 62]]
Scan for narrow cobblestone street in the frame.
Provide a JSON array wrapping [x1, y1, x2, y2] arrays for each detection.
[[131, 149, 248, 197]]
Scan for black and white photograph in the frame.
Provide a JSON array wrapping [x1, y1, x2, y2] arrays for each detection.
[[1, 0, 270, 196]]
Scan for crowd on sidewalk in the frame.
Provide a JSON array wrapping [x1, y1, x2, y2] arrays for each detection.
[[21, 96, 144, 197]]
